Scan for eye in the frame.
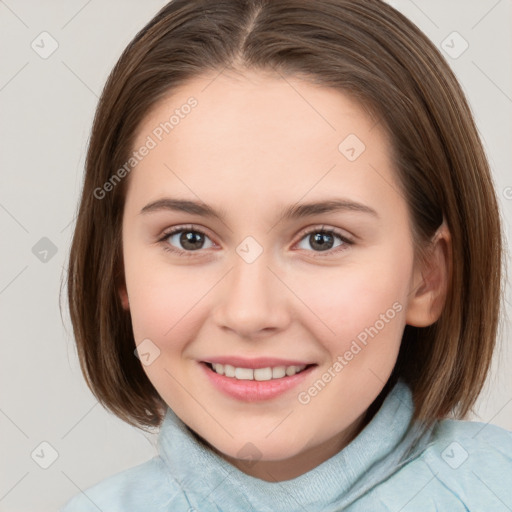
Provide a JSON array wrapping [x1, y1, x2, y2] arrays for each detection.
[[295, 225, 353, 256], [158, 225, 215, 257], [157, 224, 354, 258]]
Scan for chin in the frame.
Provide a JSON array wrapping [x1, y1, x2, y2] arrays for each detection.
[[217, 434, 309, 464]]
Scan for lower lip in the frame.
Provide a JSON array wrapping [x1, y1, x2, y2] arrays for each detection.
[[200, 362, 316, 402]]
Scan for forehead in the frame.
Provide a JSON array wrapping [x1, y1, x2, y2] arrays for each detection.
[[134, 69, 381, 154], [125, 70, 401, 219]]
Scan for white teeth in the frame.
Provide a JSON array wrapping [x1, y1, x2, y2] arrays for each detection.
[[208, 363, 307, 380], [272, 366, 286, 379], [235, 367, 253, 380], [254, 367, 272, 381], [224, 364, 236, 378], [286, 366, 298, 376]]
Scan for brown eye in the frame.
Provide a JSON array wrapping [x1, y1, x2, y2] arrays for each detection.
[[172, 230, 207, 251], [308, 231, 336, 251], [296, 227, 353, 255], [159, 225, 214, 256]]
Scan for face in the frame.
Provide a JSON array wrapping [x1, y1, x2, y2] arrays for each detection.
[[118, 69, 437, 481]]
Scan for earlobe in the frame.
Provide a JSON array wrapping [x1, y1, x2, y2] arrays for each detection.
[[405, 221, 452, 328]]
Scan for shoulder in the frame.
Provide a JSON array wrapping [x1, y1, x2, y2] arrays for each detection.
[[368, 418, 512, 511], [59, 456, 184, 512], [423, 417, 512, 467], [419, 418, 512, 508]]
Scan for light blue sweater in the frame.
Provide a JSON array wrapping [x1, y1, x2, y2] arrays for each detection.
[[60, 379, 512, 511]]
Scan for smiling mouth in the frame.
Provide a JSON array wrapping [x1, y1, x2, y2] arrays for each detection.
[[203, 361, 317, 381]]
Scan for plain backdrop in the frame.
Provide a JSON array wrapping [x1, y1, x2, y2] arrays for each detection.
[[0, 1, 511, 510]]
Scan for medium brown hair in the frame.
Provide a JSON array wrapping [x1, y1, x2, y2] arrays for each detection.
[[65, 0, 505, 431]]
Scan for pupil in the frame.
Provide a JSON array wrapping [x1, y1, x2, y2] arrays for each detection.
[[181, 231, 204, 250], [311, 232, 333, 251]]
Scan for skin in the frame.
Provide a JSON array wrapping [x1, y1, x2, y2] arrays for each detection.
[[118, 69, 451, 482]]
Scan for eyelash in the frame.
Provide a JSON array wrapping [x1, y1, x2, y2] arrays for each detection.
[[157, 224, 354, 258]]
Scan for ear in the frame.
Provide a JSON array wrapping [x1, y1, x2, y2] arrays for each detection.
[[115, 263, 130, 311], [118, 282, 130, 311], [114, 249, 130, 310], [405, 220, 452, 327]]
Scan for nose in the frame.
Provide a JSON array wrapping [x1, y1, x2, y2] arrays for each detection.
[[212, 249, 291, 339]]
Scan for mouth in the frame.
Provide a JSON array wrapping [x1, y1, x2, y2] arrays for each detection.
[[202, 361, 317, 381], [199, 361, 318, 402]]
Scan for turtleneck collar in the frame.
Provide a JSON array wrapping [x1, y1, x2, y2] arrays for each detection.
[[156, 378, 433, 511]]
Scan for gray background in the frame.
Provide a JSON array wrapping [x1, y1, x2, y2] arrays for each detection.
[[0, 0, 511, 510]]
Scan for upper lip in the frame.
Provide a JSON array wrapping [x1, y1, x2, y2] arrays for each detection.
[[201, 356, 316, 369]]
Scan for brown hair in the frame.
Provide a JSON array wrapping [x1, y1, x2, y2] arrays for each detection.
[[64, 0, 505, 432]]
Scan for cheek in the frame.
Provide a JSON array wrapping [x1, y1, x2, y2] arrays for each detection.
[[125, 263, 207, 398], [123, 247, 202, 345], [128, 279, 198, 346], [295, 257, 408, 360]]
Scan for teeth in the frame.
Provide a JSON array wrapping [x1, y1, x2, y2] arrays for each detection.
[[224, 364, 236, 378], [235, 367, 253, 380], [209, 363, 307, 380]]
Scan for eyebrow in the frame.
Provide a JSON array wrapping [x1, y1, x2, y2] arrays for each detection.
[[139, 197, 379, 221]]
